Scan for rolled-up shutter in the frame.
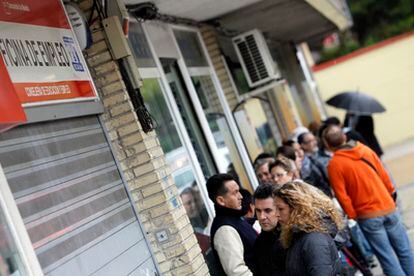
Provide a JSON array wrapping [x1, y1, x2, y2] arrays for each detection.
[[0, 116, 158, 276]]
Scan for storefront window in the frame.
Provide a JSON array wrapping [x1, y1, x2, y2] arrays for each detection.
[[161, 59, 218, 181], [268, 84, 302, 138], [190, 75, 250, 187], [140, 78, 210, 234], [128, 22, 156, 68], [191, 76, 230, 171], [173, 30, 208, 67], [218, 38, 282, 160], [235, 98, 279, 158], [0, 205, 26, 276], [140, 79, 181, 153], [172, 29, 255, 189]]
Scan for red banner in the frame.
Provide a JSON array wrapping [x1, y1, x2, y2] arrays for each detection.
[[0, 1, 70, 29]]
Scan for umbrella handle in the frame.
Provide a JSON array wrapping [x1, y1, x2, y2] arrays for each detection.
[[346, 114, 357, 128]]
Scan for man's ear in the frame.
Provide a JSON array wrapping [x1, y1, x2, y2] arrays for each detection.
[[322, 136, 334, 152], [216, 195, 225, 207], [342, 133, 347, 143], [326, 144, 335, 152]]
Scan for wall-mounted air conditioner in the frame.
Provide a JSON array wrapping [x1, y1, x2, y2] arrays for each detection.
[[233, 29, 281, 88]]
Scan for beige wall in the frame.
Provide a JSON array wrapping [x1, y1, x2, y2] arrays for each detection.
[[313, 33, 414, 149]]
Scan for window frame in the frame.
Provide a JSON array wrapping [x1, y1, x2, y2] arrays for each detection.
[[0, 163, 44, 276]]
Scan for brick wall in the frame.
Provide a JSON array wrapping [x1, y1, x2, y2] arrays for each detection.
[[79, 1, 209, 275], [200, 26, 239, 110]]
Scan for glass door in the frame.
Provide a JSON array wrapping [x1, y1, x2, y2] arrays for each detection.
[[0, 164, 42, 276], [139, 78, 212, 234], [0, 205, 26, 276], [161, 59, 218, 180], [129, 22, 213, 234], [172, 28, 258, 190]]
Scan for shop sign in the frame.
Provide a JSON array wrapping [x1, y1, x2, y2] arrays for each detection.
[[0, 0, 98, 105]]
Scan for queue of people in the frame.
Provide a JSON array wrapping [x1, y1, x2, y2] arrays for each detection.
[[204, 115, 414, 276]]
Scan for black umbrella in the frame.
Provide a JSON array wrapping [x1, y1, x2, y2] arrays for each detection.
[[326, 91, 386, 114]]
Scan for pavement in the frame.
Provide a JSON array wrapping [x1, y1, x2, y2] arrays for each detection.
[[383, 139, 414, 188], [368, 139, 414, 275], [383, 138, 414, 248], [398, 183, 414, 247], [368, 182, 414, 276]]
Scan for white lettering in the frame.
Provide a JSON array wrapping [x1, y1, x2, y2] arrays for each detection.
[[24, 85, 71, 97]]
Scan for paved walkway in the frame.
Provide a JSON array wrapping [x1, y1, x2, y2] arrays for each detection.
[[383, 139, 414, 187], [398, 182, 414, 247], [369, 139, 414, 275], [383, 139, 414, 247], [370, 182, 414, 276]]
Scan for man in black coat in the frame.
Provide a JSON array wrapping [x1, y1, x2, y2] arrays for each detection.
[[253, 184, 286, 276], [207, 174, 257, 275], [298, 132, 333, 197]]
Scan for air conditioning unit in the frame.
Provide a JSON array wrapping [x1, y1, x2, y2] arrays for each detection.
[[233, 29, 281, 88]]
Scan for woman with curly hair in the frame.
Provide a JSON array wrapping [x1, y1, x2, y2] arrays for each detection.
[[273, 181, 344, 275]]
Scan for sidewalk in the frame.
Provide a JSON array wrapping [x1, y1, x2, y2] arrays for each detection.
[[397, 182, 414, 248], [371, 182, 414, 275], [369, 139, 414, 275], [383, 139, 414, 244], [383, 139, 414, 187], [368, 186, 414, 276], [383, 139, 414, 246]]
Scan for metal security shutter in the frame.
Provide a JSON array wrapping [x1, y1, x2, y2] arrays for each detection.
[[0, 116, 158, 276]]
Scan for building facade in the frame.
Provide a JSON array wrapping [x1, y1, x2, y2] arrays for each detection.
[[0, 0, 351, 275]]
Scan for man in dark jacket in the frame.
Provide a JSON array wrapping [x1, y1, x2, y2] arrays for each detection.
[[298, 131, 332, 197], [207, 174, 257, 275], [253, 184, 286, 276]]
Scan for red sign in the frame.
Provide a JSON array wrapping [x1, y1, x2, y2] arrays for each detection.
[[0, 0, 97, 105], [0, 56, 26, 132]]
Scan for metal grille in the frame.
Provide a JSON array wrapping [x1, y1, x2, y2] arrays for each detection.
[[0, 116, 157, 276], [246, 35, 269, 79], [236, 34, 269, 84]]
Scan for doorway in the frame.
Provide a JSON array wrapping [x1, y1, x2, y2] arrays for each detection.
[[161, 58, 218, 180]]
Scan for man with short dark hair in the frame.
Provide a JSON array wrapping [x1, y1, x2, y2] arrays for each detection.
[[254, 158, 274, 185], [180, 187, 209, 233], [207, 174, 257, 275], [324, 125, 414, 276], [253, 152, 275, 185], [298, 132, 318, 155], [253, 184, 286, 276]]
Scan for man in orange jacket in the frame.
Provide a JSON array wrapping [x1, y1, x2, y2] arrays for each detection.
[[323, 125, 414, 276]]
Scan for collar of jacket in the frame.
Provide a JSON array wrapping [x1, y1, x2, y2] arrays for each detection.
[[214, 204, 247, 218], [336, 139, 357, 151], [261, 225, 282, 236]]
